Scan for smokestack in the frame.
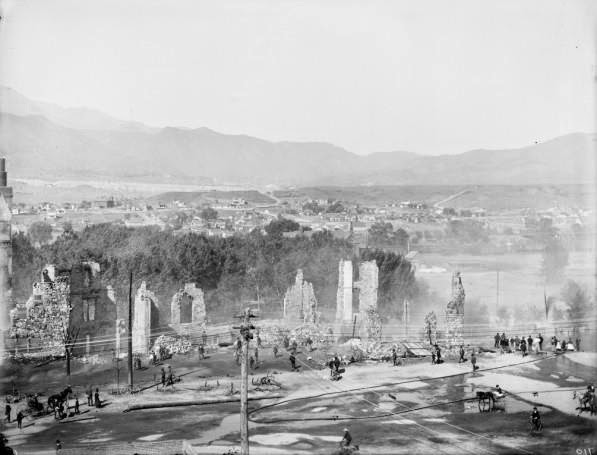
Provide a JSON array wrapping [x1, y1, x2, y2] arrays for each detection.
[[0, 158, 6, 187]]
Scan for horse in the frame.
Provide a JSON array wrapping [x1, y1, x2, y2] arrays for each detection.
[[573, 391, 596, 416], [47, 386, 72, 414], [476, 391, 495, 412]]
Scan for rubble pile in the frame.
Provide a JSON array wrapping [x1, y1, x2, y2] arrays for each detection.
[[151, 334, 192, 355], [290, 323, 330, 347], [9, 278, 71, 356], [255, 323, 288, 346], [341, 338, 399, 361]]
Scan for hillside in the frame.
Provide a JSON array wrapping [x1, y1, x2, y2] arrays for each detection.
[[0, 86, 595, 186]]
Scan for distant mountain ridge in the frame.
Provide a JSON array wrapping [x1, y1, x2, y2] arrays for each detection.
[[0, 86, 594, 185]]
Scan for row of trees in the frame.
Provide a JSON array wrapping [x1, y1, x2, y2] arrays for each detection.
[[13, 219, 425, 323]]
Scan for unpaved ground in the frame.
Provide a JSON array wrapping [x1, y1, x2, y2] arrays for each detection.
[[0, 348, 595, 454]]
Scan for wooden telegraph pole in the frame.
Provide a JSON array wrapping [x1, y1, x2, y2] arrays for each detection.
[[234, 307, 256, 455], [128, 271, 134, 391]]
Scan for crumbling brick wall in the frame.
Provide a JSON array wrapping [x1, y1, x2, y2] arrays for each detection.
[[133, 281, 159, 354], [170, 283, 206, 337], [445, 271, 465, 347], [10, 262, 117, 356], [283, 270, 319, 325], [336, 260, 353, 322]]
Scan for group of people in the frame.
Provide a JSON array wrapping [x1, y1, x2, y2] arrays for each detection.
[[160, 365, 177, 389], [430, 344, 443, 364], [86, 387, 102, 408], [493, 333, 545, 355], [4, 404, 24, 430], [551, 335, 580, 352]]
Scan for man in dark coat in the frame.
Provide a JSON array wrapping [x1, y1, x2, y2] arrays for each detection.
[[341, 428, 352, 446]]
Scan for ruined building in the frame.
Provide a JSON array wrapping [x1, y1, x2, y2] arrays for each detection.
[[335, 259, 381, 340], [283, 269, 319, 325], [171, 283, 206, 333], [0, 158, 13, 350], [132, 282, 159, 354], [132, 282, 208, 355], [445, 271, 465, 347], [11, 262, 117, 355]]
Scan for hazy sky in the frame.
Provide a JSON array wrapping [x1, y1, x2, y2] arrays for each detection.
[[0, 0, 595, 155]]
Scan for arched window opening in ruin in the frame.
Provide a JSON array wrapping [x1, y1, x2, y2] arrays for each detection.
[[180, 294, 193, 323]]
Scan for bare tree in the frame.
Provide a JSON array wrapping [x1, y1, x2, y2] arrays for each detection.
[[62, 325, 80, 377], [424, 311, 437, 345]]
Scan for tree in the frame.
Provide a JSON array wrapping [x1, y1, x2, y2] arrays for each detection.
[[326, 201, 345, 213], [302, 201, 324, 214], [200, 207, 218, 222], [62, 221, 74, 236], [424, 311, 437, 345], [360, 249, 418, 319], [28, 221, 53, 245], [561, 280, 591, 321], [541, 231, 569, 283], [264, 217, 300, 236]]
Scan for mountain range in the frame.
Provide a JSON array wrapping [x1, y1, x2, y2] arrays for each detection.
[[0, 85, 594, 186]]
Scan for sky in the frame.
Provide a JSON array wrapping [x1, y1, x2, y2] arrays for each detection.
[[0, 0, 595, 155]]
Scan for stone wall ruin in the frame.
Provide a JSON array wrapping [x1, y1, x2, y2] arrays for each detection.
[[445, 271, 465, 347], [335, 259, 381, 341], [133, 281, 159, 354], [283, 269, 319, 325], [170, 283, 206, 335]]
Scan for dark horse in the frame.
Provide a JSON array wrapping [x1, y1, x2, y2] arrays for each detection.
[[476, 391, 495, 412], [47, 386, 72, 413]]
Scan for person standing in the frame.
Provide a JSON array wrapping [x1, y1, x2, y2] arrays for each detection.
[[392, 348, 398, 366], [538, 333, 544, 351], [94, 388, 101, 408], [471, 350, 477, 371], [74, 396, 80, 415], [527, 335, 533, 351], [520, 338, 527, 357], [459, 345, 465, 363], [272, 344, 279, 358], [86, 387, 93, 406], [161, 367, 166, 389], [289, 353, 298, 371], [4, 404, 10, 423], [576, 337, 581, 352], [341, 428, 352, 447], [16, 411, 23, 430], [494, 333, 500, 348]]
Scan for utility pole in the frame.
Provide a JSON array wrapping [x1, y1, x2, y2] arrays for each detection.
[[351, 314, 357, 339], [496, 270, 500, 315], [233, 307, 256, 455], [127, 271, 133, 391]]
